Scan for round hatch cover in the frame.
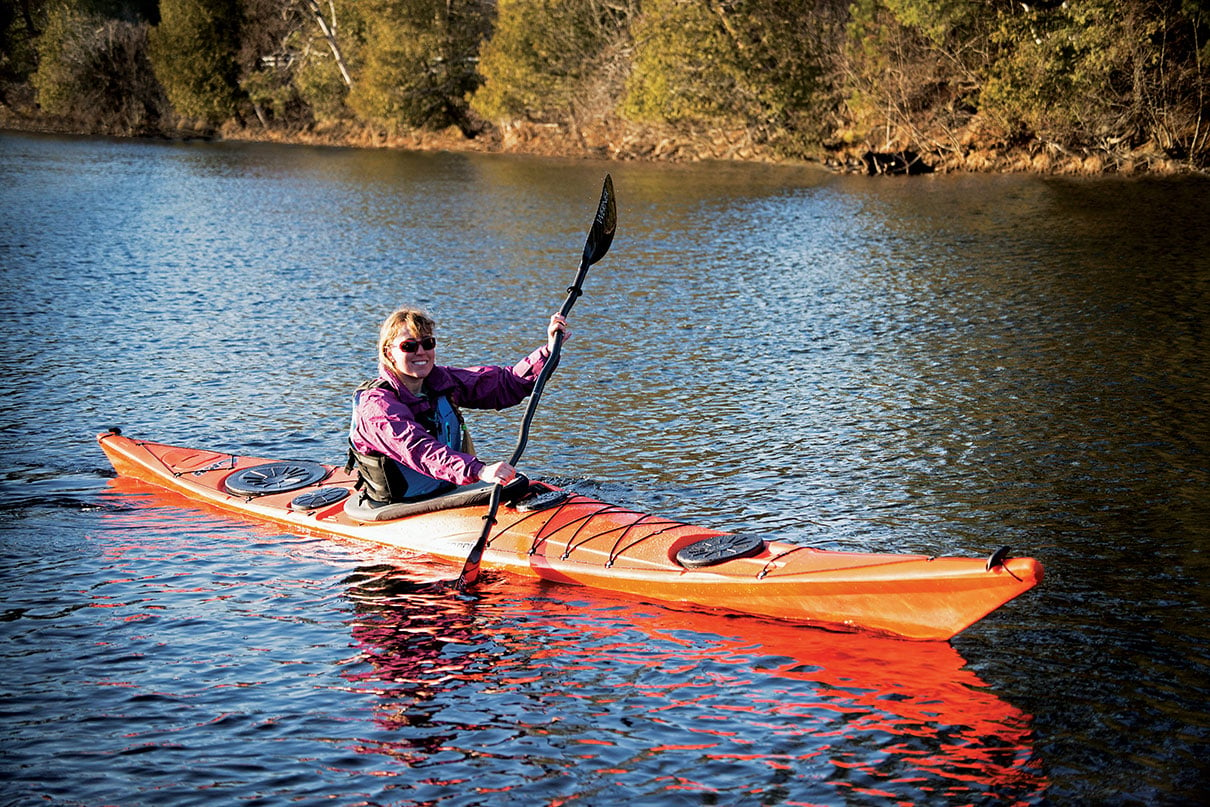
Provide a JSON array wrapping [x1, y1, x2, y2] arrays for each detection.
[[676, 533, 766, 568], [290, 486, 349, 511], [515, 489, 571, 512], [224, 461, 329, 496]]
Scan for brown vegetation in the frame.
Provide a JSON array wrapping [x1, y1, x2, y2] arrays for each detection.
[[2, 0, 1206, 176]]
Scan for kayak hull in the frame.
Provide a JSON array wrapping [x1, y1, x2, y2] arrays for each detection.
[[97, 430, 1042, 641]]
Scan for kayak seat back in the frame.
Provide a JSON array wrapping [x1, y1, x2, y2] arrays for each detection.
[[344, 483, 494, 522], [342, 476, 532, 522]]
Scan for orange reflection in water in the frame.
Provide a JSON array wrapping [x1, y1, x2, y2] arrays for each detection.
[[342, 569, 1047, 806]]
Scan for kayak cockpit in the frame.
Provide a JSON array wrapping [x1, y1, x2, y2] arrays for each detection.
[[341, 477, 570, 522]]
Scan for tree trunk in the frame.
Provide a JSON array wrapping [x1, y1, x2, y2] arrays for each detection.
[[301, 0, 353, 87]]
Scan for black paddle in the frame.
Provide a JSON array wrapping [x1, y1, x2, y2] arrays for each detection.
[[455, 174, 616, 590]]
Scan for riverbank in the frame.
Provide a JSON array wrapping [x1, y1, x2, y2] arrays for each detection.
[[1, 104, 1195, 176]]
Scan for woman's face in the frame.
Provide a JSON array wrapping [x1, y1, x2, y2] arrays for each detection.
[[389, 330, 437, 386]]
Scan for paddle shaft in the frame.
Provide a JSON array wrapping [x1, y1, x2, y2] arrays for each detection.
[[454, 299, 570, 587], [506, 273, 582, 466], [455, 177, 615, 589]]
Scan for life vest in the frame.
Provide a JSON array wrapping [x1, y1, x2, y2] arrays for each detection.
[[346, 379, 474, 503]]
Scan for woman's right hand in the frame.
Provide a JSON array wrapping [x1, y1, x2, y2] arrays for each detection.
[[546, 313, 569, 352], [478, 461, 517, 485]]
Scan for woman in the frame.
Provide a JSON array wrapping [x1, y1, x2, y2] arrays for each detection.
[[347, 306, 568, 505]]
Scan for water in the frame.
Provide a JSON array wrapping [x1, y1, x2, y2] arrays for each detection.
[[2, 132, 1208, 805]]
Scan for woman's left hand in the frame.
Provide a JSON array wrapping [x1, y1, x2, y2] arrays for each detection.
[[547, 313, 570, 352]]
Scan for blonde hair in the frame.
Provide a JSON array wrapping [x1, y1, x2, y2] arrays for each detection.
[[377, 307, 436, 363]]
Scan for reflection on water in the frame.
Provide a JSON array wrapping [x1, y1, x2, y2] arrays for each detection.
[[342, 566, 1044, 804]]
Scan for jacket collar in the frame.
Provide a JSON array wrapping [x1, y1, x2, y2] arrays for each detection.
[[378, 364, 453, 401]]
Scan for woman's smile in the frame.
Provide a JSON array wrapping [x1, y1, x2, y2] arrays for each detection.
[[406, 352, 433, 374]]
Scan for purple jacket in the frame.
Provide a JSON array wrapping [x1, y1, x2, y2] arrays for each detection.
[[349, 345, 551, 485]]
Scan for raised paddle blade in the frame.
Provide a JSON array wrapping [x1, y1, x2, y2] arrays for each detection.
[[583, 174, 616, 268]]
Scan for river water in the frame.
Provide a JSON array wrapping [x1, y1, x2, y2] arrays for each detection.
[[1, 132, 1207, 805]]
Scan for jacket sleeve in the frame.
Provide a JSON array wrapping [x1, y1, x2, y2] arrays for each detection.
[[446, 344, 551, 409]]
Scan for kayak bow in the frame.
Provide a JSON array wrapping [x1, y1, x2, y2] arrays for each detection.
[[97, 429, 1042, 641]]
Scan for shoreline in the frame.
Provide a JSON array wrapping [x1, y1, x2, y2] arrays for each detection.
[[2, 109, 1200, 177]]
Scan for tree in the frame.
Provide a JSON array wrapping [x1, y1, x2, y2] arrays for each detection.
[[981, 0, 1209, 164], [31, 2, 166, 133], [346, 0, 491, 134], [269, 0, 361, 124], [148, 0, 242, 124], [1, 0, 46, 101], [623, 0, 736, 124], [236, 0, 314, 127], [624, 0, 843, 156], [471, 0, 636, 124], [837, 0, 999, 157], [299, 0, 352, 87]]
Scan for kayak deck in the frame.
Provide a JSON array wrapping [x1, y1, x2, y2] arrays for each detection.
[[97, 430, 1043, 640]]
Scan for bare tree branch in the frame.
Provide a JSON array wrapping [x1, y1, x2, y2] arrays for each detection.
[[299, 0, 352, 87]]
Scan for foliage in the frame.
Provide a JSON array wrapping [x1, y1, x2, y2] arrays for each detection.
[[838, 0, 1209, 165], [623, 0, 843, 156], [30, 2, 166, 133], [2, 0, 159, 104], [4, 0, 1207, 169], [736, 0, 848, 150], [623, 0, 737, 124], [278, 0, 360, 125], [148, 0, 242, 124], [343, 0, 491, 134], [471, 0, 636, 123], [982, 0, 1209, 160], [237, 0, 312, 127], [838, 0, 995, 152], [983, 2, 1135, 142], [1, 0, 42, 92], [290, 46, 351, 123]]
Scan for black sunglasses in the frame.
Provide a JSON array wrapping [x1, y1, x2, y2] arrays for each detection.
[[398, 336, 437, 353]]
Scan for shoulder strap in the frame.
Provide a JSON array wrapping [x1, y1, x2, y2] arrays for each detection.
[[356, 377, 393, 394], [346, 377, 394, 474]]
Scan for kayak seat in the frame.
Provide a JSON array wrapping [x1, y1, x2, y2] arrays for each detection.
[[342, 476, 530, 522]]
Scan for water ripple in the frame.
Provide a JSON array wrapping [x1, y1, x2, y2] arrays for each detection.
[[2, 133, 1208, 804]]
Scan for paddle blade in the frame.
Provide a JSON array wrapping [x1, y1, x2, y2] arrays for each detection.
[[582, 174, 616, 267]]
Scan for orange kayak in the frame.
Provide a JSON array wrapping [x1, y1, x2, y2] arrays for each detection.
[[97, 429, 1042, 640]]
